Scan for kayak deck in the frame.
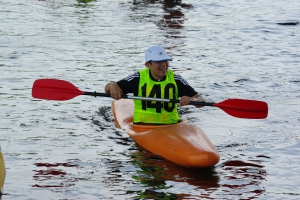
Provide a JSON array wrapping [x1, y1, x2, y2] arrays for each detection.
[[112, 99, 220, 168]]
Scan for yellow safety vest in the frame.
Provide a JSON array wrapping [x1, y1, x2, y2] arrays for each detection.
[[133, 68, 179, 124]]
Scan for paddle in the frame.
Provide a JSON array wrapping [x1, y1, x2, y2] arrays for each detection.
[[31, 79, 268, 119]]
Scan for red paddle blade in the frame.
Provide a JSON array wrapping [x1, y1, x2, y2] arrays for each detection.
[[32, 79, 83, 101], [214, 99, 268, 119]]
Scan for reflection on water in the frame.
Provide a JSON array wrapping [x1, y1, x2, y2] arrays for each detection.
[[77, 0, 96, 3], [130, 0, 193, 53], [124, 148, 268, 199], [29, 145, 268, 199], [218, 160, 267, 199], [128, 150, 220, 199], [156, 0, 191, 30], [33, 162, 79, 188]]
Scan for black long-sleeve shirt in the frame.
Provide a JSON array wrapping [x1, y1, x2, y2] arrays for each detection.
[[116, 71, 198, 97]]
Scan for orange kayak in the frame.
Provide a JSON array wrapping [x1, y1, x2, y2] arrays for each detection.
[[112, 99, 220, 168]]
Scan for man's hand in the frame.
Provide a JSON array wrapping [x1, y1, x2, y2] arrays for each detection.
[[104, 82, 123, 100], [180, 94, 205, 108]]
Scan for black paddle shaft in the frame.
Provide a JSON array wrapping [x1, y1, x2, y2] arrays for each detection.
[[83, 91, 214, 106]]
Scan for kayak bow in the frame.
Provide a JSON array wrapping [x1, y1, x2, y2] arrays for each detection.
[[112, 99, 220, 168]]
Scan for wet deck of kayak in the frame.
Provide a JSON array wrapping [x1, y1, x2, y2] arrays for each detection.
[[1, 0, 299, 199]]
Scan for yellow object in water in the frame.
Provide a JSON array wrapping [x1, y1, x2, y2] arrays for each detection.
[[0, 145, 5, 196]]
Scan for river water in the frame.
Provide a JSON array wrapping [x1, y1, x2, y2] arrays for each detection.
[[0, 0, 299, 199]]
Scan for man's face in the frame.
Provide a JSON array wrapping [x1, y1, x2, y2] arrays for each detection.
[[145, 60, 169, 80]]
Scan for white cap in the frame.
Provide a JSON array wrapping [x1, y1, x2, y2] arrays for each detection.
[[145, 46, 173, 63]]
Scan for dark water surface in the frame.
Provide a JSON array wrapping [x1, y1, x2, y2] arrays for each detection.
[[1, 0, 299, 199]]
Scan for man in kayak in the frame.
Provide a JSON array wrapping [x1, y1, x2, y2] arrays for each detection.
[[105, 45, 205, 124]]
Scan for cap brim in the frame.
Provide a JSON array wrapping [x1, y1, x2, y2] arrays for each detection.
[[150, 58, 172, 62]]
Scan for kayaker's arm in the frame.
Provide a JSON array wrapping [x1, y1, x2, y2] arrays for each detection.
[[180, 94, 205, 108], [105, 82, 123, 100]]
